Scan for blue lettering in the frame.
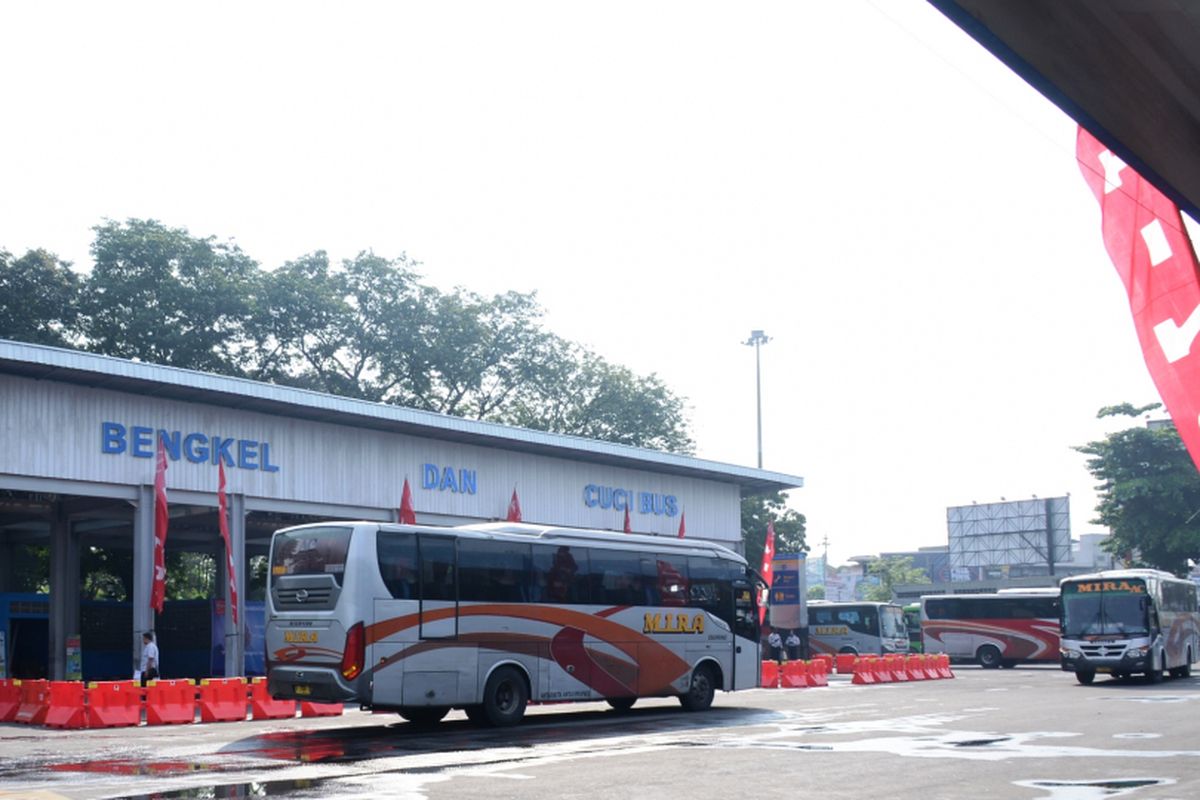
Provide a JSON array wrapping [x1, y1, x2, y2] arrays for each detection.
[[599, 486, 613, 510], [237, 440, 258, 470], [423, 463, 439, 489], [583, 484, 599, 508], [613, 489, 628, 512], [184, 433, 209, 463], [212, 436, 235, 466], [459, 469, 477, 495], [160, 430, 181, 461], [260, 442, 280, 473], [639, 492, 653, 514], [440, 467, 458, 492], [101, 422, 126, 454], [665, 495, 678, 517], [131, 426, 154, 458]]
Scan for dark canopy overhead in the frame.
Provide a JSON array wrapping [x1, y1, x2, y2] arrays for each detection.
[[930, 1, 1200, 222]]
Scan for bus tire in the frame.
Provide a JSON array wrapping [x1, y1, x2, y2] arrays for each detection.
[[1169, 648, 1192, 679], [1075, 669, 1095, 685], [398, 706, 449, 725], [1000, 660, 1017, 669], [977, 645, 1002, 669], [463, 705, 488, 725], [679, 664, 717, 712], [606, 697, 637, 712], [481, 666, 528, 727]]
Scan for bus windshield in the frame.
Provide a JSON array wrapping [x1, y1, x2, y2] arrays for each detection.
[[1061, 580, 1150, 637], [271, 525, 353, 586], [880, 606, 905, 639]]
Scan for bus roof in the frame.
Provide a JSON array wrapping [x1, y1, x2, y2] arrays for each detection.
[[1059, 568, 1184, 585]]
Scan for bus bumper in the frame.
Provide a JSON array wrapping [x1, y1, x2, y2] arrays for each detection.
[[1059, 652, 1150, 674], [267, 665, 358, 703]]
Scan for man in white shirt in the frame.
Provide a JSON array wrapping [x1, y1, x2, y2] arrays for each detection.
[[140, 631, 160, 686]]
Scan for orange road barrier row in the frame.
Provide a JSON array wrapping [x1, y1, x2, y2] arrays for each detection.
[[905, 655, 927, 681], [14, 679, 50, 725], [198, 678, 249, 723], [851, 657, 877, 684], [300, 701, 345, 718], [88, 680, 144, 727], [888, 655, 909, 682], [936, 653, 955, 678], [0, 679, 21, 722], [835, 653, 857, 674], [146, 679, 198, 725], [873, 656, 894, 684], [44, 681, 88, 729], [811, 654, 834, 675], [760, 660, 781, 689], [250, 677, 297, 720], [781, 660, 808, 688], [807, 658, 829, 687]]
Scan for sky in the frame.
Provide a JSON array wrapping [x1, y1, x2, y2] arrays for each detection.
[[2, 1, 1192, 566]]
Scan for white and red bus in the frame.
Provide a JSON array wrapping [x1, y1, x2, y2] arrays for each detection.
[[806, 601, 908, 656], [266, 520, 761, 726], [920, 590, 1060, 668], [1060, 569, 1200, 685]]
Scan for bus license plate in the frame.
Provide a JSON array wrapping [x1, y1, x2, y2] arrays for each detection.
[[294, 684, 312, 696]]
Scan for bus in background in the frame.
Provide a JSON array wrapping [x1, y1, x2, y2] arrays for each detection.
[[1060, 569, 1200, 685], [921, 590, 1060, 668], [266, 520, 761, 726], [902, 602, 923, 653], [806, 601, 908, 656]]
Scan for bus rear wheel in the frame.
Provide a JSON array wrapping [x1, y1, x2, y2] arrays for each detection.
[[606, 697, 637, 712], [481, 666, 528, 727], [679, 664, 716, 712], [398, 706, 449, 725], [1075, 669, 1095, 685], [977, 645, 1002, 669]]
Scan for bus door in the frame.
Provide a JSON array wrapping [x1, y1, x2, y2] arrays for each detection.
[[731, 576, 760, 690], [404, 534, 470, 708]]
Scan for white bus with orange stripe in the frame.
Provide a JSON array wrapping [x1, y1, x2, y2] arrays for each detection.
[[920, 591, 1060, 668], [265, 521, 762, 726]]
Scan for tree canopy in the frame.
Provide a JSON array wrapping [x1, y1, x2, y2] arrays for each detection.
[[742, 491, 807, 574], [1, 219, 694, 454], [1076, 403, 1200, 575], [862, 556, 929, 602]]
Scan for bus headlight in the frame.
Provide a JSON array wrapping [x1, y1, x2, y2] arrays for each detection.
[[1126, 645, 1149, 657], [1061, 648, 1081, 659]]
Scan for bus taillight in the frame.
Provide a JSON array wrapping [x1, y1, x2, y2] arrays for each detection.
[[341, 621, 365, 680]]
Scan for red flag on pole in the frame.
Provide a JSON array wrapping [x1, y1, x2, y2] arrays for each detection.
[[150, 435, 169, 614], [217, 461, 239, 627], [1077, 126, 1200, 470], [506, 488, 522, 522], [677, 510, 686, 539], [399, 477, 416, 524], [758, 521, 776, 625], [623, 505, 632, 534]]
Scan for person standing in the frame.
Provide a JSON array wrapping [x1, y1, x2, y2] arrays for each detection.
[[140, 631, 160, 687], [767, 628, 783, 662], [785, 629, 801, 661]]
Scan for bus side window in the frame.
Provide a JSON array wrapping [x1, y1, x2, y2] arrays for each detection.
[[377, 532, 418, 600], [533, 544, 589, 604]]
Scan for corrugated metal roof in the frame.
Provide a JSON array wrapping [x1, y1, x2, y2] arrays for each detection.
[[0, 339, 803, 496]]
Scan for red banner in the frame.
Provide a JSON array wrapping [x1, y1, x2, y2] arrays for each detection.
[[1077, 126, 1200, 470], [150, 436, 169, 614], [623, 505, 631, 534], [506, 488, 522, 522], [677, 510, 686, 539], [218, 461, 239, 626], [758, 522, 775, 624], [399, 477, 416, 524]]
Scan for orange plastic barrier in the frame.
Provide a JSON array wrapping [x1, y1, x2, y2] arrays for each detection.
[[851, 657, 876, 685], [14, 679, 50, 725], [926, 655, 943, 680], [937, 654, 954, 678], [250, 677, 296, 720], [887, 655, 909, 682], [835, 654, 857, 674], [44, 681, 88, 729], [0, 679, 20, 722], [781, 660, 808, 688], [812, 654, 834, 674], [300, 701, 345, 717], [89, 680, 145, 727], [760, 660, 781, 688], [807, 658, 829, 687], [873, 656, 893, 684], [146, 679, 197, 725], [198, 678, 248, 723], [905, 655, 927, 681]]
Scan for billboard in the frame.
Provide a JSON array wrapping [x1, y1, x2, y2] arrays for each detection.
[[947, 497, 1070, 578], [769, 552, 808, 630]]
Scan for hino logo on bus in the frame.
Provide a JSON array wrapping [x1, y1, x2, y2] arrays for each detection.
[[295, 589, 309, 602], [643, 613, 705, 634]]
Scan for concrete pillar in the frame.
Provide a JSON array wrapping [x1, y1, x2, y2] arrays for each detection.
[[133, 484, 155, 673], [223, 494, 247, 677], [48, 502, 75, 680], [0, 538, 13, 593]]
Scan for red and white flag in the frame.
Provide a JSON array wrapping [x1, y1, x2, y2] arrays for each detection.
[[150, 435, 169, 614], [623, 505, 632, 534], [399, 477, 416, 524], [1077, 126, 1200, 470], [506, 488, 522, 522], [677, 510, 686, 539], [217, 461, 239, 626], [758, 522, 775, 624]]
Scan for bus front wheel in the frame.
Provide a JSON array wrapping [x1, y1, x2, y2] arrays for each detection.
[[481, 666, 528, 727], [398, 706, 449, 725], [607, 697, 637, 712], [977, 645, 1002, 669], [679, 664, 717, 712], [1075, 669, 1095, 685]]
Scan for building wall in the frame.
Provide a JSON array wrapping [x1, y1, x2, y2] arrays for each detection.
[[0, 374, 740, 542]]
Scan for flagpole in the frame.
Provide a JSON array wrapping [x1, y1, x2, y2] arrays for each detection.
[[744, 330, 770, 468]]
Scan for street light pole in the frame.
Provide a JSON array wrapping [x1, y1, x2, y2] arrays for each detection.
[[743, 330, 770, 468]]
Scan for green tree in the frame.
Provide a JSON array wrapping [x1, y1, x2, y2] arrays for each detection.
[[1076, 403, 1200, 575], [741, 491, 806, 573], [0, 248, 82, 347], [807, 585, 826, 600], [862, 556, 929, 601], [82, 219, 259, 375]]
